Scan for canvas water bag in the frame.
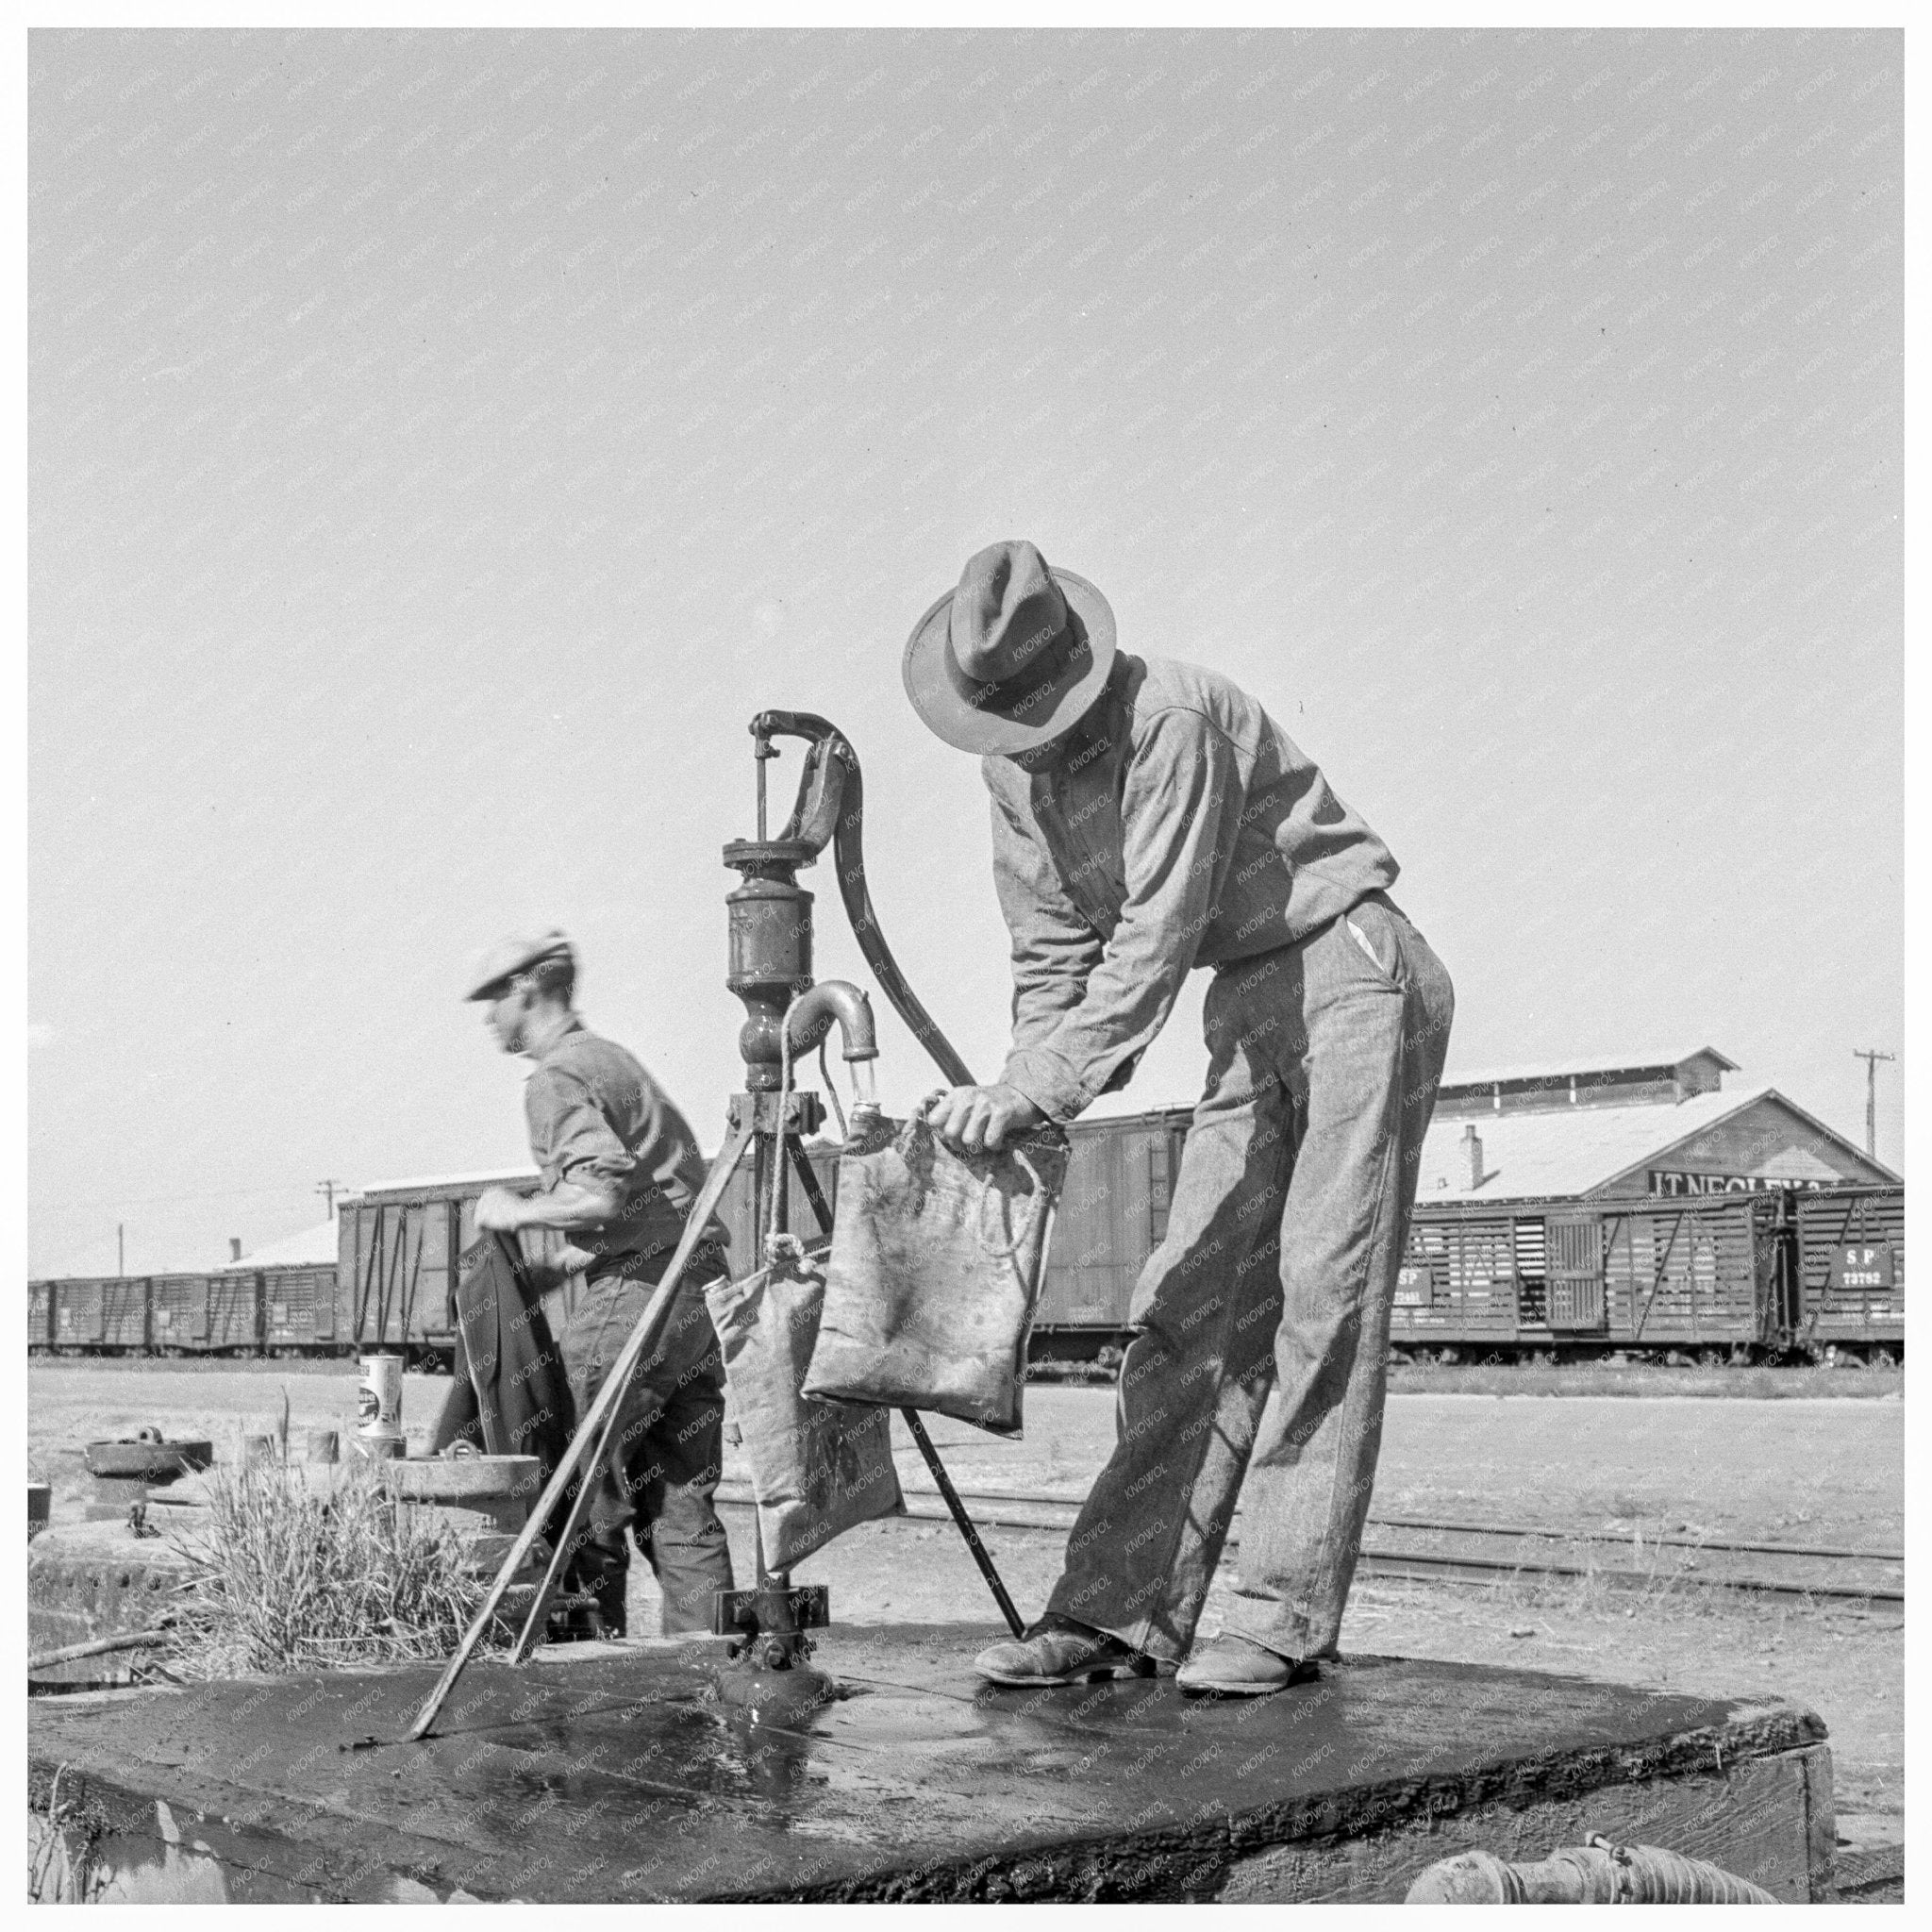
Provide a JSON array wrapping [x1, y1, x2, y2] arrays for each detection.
[[802, 1113, 1069, 1437], [703, 1242, 904, 1572]]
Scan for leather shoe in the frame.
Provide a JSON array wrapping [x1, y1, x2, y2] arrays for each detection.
[[973, 1617, 1157, 1687], [1176, 1632, 1299, 1696]]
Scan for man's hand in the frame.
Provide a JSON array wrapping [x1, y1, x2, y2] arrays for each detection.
[[521, 1244, 597, 1294], [920, 1082, 1045, 1156], [473, 1186, 527, 1234]]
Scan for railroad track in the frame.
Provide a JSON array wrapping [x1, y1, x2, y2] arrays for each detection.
[[712, 1480, 1903, 1606]]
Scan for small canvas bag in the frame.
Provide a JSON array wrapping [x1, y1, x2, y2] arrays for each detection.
[[703, 1242, 904, 1571], [801, 1114, 1068, 1437]]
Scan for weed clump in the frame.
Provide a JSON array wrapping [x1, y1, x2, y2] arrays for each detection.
[[164, 1458, 496, 1678], [27, 1766, 109, 1904]]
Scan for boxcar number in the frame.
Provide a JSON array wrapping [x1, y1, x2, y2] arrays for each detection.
[[1393, 1261, 1434, 1307], [1829, 1243, 1895, 1291]]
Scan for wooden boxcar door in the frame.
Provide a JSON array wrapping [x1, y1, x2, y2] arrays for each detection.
[[1546, 1216, 1607, 1331], [1036, 1123, 1158, 1331]]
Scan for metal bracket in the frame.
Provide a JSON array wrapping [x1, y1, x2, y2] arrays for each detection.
[[727, 1091, 824, 1139], [713, 1584, 830, 1670], [710, 1583, 831, 1641]]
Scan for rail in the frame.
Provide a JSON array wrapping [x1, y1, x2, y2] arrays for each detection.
[[711, 1480, 1904, 1606]]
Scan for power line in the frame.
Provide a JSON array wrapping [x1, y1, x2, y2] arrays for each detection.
[[31, 1179, 328, 1214]]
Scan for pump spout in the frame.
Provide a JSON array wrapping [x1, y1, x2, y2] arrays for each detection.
[[786, 980, 877, 1062]]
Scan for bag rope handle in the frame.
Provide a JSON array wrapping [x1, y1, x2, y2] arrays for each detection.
[[765, 994, 808, 1270], [902, 1098, 1055, 1263], [978, 1146, 1048, 1262]]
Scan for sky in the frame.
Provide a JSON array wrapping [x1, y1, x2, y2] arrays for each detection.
[[28, 26, 1903, 1276]]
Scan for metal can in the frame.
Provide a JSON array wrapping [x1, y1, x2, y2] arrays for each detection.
[[355, 1353, 406, 1457]]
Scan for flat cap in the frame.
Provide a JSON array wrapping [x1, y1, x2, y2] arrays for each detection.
[[462, 929, 575, 1001]]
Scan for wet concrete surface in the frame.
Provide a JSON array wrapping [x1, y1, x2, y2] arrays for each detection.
[[28, 1623, 1824, 1902]]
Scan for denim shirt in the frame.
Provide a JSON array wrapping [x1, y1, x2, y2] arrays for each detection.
[[981, 654, 1399, 1123], [524, 1023, 726, 1267]]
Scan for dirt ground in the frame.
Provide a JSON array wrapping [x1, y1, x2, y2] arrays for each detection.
[[1386, 1359, 1903, 1402], [30, 1362, 1903, 1850]]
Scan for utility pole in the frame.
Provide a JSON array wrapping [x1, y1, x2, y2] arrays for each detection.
[[316, 1179, 347, 1217], [117, 1223, 125, 1278], [1853, 1049, 1895, 1159]]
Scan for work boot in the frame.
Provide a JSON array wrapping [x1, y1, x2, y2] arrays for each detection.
[[590, 1574, 628, 1640], [1175, 1632, 1301, 1697], [566, 1524, 632, 1640], [973, 1616, 1158, 1687], [549, 1601, 606, 1644]]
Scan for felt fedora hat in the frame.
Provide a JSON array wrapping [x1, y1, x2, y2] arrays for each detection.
[[903, 540, 1116, 756]]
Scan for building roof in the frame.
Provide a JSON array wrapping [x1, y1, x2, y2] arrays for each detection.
[[345, 1168, 540, 1201], [1439, 1045, 1739, 1089], [219, 1219, 341, 1271], [1417, 1083, 1894, 1200]]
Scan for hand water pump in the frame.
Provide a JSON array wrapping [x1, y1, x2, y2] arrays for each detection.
[[406, 715, 1020, 1740]]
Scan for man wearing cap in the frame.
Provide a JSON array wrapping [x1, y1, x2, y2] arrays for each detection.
[[906, 541, 1455, 1696], [464, 932, 735, 1638]]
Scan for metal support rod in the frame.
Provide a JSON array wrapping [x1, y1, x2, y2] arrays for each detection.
[[899, 1408, 1026, 1639], [404, 1120, 756, 1742], [783, 1138, 1025, 1641]]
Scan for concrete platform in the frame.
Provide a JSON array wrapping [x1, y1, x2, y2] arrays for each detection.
[[26, 1624, 1833, 1903], [26, 1520, 198, 1687]]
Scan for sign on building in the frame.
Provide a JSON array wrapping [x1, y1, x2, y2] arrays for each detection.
[[1648, 1171, 1827, 1197]]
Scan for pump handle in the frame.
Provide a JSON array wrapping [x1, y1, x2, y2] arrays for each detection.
[[748, 712, 974, 1091]]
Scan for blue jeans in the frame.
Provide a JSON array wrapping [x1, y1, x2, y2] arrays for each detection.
[[1046, 891, 1454, 1661]]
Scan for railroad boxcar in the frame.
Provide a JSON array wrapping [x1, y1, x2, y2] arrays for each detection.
[[337, 1173, 566, 1362], [99, 1276, 152, 1352], [1597, 1192, 1790, 1351], [205, 1271, 263, 1353], [1391, 1191, 1790, 1358], [148, 1274, 211, 1353], [1033, 1108, 1191, 1350], [327, 1150, 831, 1363], [339, 1194, 461, 1359], [1795, 1185, 1905, 1356], [49, 1277, 108, 1350], [261, 1266, 341, 1351], [1392, 1206, 1541, 1352], [25, 1125, 1902, 1369]]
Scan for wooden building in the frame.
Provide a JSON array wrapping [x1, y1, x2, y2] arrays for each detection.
[[1419, 1047, 1896, 1203]]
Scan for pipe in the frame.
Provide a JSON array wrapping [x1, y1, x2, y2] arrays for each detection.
[[784, 979, 877, 1061], [29, 1628, 171, 1673], [1406, 1839, 1777, 1904]]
